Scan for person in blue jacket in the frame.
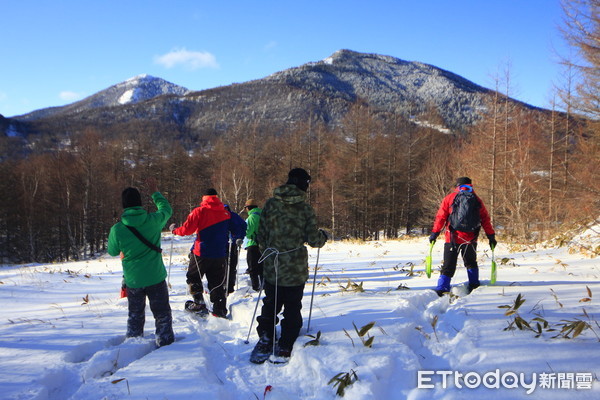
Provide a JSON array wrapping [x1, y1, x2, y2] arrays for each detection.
[[170, 189, 245, 318]]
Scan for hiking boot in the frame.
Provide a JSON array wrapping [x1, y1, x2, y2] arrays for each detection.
[[269, 343, 292, 364], [156, 335, 174, 348], [188, 282, 203, 295], [250, 275, 260, 291], [467, 282, 480, 294], [250, 334, 273, 364], [212, 307, 228, 319], [184, 300, 209, 318], [435, 274, 451, 295], [466, 269, 480, 294], [212, 299, 228, 319]]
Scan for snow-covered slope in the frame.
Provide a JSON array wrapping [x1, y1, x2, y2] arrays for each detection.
[[265, 49, 498, 127], [1, 236, 598, 399], [16, 75, 190, 121]]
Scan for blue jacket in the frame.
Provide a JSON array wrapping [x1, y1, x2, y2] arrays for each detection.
[[173, 196, 245, 258]]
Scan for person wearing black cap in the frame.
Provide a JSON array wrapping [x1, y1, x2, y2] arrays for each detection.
[[107, 178, 175, 347], [250, 168, 328, 364], [170, 188, 245, 318], [429, 177, 496, 296]]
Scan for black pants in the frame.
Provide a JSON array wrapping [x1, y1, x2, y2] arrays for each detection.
[[256, 281, 305, 350], [126, 280, 174, 346], [441, 242, 478, 278], [246, 245, 264, 289], [226, 242, 239, 293], [187, 253, 227, 313]]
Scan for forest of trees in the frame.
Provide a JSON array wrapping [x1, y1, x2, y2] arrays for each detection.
[[0, 0, 598, 263]]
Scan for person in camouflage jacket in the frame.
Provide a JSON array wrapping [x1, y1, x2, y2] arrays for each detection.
[[251, 168, 327, 363]]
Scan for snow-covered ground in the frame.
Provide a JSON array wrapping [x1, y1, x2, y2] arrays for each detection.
[[1, 234, 599, 400]]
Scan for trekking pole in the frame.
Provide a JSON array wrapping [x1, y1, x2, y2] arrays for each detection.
[[225, 239, 231, 297], [236, 243, 242, 291], [244, 280, 264, 344], [306, 247, 321, 333], [490, 244, 497, 285], [167, 234, 174, 288], [425, 240, 435, 279]]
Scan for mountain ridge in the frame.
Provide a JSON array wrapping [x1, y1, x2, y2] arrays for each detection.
[[3, 49, 545, 142]]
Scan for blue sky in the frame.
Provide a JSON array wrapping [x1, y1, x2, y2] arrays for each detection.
[[1, 0, 568, 117]]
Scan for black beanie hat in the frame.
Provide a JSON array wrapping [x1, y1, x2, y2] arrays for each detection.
[[287, 168, 311, 192], [455, 177, 472, 186], [122, 187, 142, 208], [204, 188, 218, 196]]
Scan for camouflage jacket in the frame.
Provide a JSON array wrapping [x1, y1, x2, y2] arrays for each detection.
[[257, 184, 327, 287]]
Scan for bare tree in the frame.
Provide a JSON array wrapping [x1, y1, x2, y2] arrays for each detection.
[[560, 0, 600, 119]]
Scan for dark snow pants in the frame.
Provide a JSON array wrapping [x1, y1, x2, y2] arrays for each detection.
[[256, 281, 305, 351], [126, 279, 174, 347], [226, 242, 239, 293], [441, 242, 478, 278], [187, 253, 227, 315], [246, 245, 264, 290]]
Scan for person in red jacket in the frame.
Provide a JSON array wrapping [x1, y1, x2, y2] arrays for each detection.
[[429, 177, 497, 295], [170, 188, 245, 318]]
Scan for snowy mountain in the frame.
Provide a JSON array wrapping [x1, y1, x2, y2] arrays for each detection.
[[15, 74, 190, 121], [1, 232, 598, 399], [4, 50, 546, 141], [264, 49, 496, 127]]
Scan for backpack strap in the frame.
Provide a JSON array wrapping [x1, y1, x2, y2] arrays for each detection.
[[125, 225, 162, 253]]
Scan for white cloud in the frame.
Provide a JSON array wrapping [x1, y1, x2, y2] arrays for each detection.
[[154, 48, 219, 70], [59, 91, 83, 102], [264, 41, 277, 51]]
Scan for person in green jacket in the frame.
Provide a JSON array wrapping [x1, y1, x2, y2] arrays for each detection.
[[250, 168, 327, 364], [243, 198, 263, 291], [107, 179, 174, 347]]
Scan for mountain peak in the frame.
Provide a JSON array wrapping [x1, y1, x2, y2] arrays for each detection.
[[264, 49, 492, 129], [323, 49, 405, 65], [112, 75, 189, 105], [17, 75, 190, 121], [126, 73, 151, 82]]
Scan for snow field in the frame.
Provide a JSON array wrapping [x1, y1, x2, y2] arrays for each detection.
[[0, 235, 598, 399]]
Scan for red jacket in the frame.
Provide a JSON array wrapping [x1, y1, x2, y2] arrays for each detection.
[[432, 185, 495, 244], [173, 195, 231, 257]]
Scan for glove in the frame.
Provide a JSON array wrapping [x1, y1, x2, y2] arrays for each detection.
[[319, 229, 329, 241], [169, 223, 176, 232], [429, 232, 440, 243], [487, 234, 497, 249], [236, 238, 244, 247], [120, 277, 127, 298]]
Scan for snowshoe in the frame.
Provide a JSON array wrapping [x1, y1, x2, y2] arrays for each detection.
[[184, 300, 209, 318], [250, 335, 273, 364]]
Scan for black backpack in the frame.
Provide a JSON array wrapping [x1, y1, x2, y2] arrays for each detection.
[[448, 190, 481, 232]]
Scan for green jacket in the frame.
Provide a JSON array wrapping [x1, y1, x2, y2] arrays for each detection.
[[108, 192, 172, 289], [257, 184, 326, 287], [245, 207, 262, 248]]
